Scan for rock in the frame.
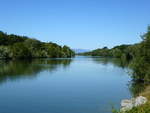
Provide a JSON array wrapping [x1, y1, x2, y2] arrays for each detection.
[[134, 96, 147, 107], [121, 99, 132, 107], [120, 96, 147, 112], [120, 99, 134, 112]]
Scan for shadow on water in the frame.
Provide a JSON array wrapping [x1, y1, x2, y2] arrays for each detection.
[[0, 58, 73, 84]]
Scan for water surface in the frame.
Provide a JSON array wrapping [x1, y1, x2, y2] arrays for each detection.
[[0, 56, 132, 113]]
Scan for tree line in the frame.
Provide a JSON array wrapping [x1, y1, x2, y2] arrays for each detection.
[[0, 31, 75, 59], [80, 26, 150, 83]]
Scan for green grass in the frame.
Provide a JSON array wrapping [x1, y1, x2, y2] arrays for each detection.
[[112, 103, 150, 113], [123, 103, 150, 113]]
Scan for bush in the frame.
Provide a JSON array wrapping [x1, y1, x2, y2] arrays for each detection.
[[0, 46, 11, 59]]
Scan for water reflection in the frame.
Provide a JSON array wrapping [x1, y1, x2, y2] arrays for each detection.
[[91, 57, 147, 97], [0, 56, 141, 113], [0, 58, 72, 83], [0, 56, 146, 98], [91, 57, 129, 68]]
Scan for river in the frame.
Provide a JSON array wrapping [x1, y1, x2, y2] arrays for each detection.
[[0, 56, 132, 113]]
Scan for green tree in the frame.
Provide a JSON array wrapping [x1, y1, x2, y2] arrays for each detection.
[[11, 43, 31, 58], [0, 46, 11, 59]]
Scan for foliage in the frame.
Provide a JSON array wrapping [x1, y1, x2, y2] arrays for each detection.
[[129, 27, 150, 82], [11, 42, 32, 58], [81, 26, 150, 83], [0, 31, 75, 59], [0, 46, 11, 59]]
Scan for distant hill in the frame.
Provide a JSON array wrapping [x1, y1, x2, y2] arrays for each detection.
[[73, 49, 90, 54]]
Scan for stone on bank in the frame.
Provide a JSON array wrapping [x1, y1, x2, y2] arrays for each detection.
[[120, 96, 147, 112]]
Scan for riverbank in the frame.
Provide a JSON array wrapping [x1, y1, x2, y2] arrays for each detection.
[[116, 85, 150, 113], [129, 85, 150, 113], [140, 85, 150, 100]]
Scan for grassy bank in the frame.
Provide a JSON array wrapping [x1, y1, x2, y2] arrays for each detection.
[[113, 85, 150, 113], [140, 86, 150, 100], [125, 86, 150, 113], [121, 103, 150, 113]]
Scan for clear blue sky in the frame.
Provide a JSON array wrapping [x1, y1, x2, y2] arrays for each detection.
[[0, 0, 150, 49]]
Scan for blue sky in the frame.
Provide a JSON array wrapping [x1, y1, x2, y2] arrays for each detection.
[[0, 0, 150, 49]]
